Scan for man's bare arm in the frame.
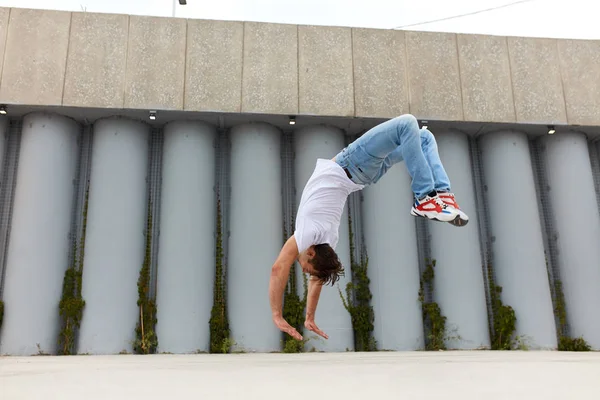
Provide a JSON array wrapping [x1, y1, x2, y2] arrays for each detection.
[[269, 235, 302, 340], [304, 276, 328, 339], [305, 276, 322, 320]]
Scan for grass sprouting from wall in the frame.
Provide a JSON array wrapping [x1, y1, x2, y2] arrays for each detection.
[[134, 201, 158, 354], [57, 186, 89, 355], [553, 279, 591, 351], [338, 212, 376, 352], [418, 258, 447, 351], [209, 198, 231, 353], [486, 261, 517, 350]]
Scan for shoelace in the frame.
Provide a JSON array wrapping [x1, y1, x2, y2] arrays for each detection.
[[434, 197, 448, 209]]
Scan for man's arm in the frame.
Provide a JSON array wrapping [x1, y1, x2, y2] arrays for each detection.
[[269, 235, 303, 340], [304, 276, 328, 339]]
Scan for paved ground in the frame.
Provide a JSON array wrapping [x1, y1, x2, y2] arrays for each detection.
[[1, 351, 599, 399]]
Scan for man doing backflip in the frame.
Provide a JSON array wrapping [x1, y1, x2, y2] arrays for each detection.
[[269, 114, 468, 341]]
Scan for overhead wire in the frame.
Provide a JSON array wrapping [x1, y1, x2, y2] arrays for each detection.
[[392, 0, 540, 29]]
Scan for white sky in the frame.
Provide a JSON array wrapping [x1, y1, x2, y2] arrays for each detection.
[[0, 0, 598, 40]]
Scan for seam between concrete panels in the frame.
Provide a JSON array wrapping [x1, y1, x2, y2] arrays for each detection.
[[350, 28, 357, 117], [404, 31, 412, 115], [296, 24, 300, 115], [505, 36, 518, 123], [60, 12, 74, 106], [0, 8, 12, 91], [238, 21, 246, 114], [122, 15, 132, 109], [555, 39, 570, 124], [454, 33, 465, 121], [182, 19, 189, 111]]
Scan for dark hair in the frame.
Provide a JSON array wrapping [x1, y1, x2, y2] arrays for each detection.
[[309, 243, 345, 286]]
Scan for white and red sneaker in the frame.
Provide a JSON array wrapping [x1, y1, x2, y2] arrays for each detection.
[[410, 192, 460, 223], [438, 192, 469, 226]]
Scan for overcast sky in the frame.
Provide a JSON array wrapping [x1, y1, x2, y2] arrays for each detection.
[[0, 0, 597, 39]]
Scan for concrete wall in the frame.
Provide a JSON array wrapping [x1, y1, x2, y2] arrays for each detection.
[[0, 6, 598, 126], [1, 114, 600, 354]]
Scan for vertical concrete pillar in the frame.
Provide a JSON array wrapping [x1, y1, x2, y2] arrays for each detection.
[[479, 131, 556, 349], [0, 116, 8, 176], [362, 154, 424, 350], [155, 121, 217, 354], [541, 133, 600, 349], [294, 125, 354, 352], [0, 113, 79, 355], [228, 123, 282, 352], [428, 130, 490, 349], [78, 118, 150, 354]]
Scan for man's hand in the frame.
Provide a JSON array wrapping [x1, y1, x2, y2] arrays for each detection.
[[273, 315, 303, 340], [304, 318, 328, 339]]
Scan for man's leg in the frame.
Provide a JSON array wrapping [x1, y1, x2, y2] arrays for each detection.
[[339, 114, 434, 198], [418, 129, 468, 225], [372, 128, 450, 190], [419, 128, 451, 192], [335, 114, 460, 223], [369, 127, 467, 225]]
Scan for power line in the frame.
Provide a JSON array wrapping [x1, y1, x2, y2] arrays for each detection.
[[393, 0, 539, 29]]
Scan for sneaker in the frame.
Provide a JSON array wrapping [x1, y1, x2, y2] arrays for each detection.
[[438, 192, 469, 227], [410, 191, 461, 223]]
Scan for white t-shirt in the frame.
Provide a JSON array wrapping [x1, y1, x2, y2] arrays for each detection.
[[294, 159, 364, 253]]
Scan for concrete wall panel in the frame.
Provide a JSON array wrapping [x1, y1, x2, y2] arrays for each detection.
[[428, 131, 490, 349], [0, 8, 71, 106], [78, 118, 149, 354], [242, 22, 298, 115], [63, 12, 129, 109], [352, 28, 408, 119], [508, 37, 567, 124], [558, 39, 600, 126], [541, 133, 600, 349], [457, 34, 516, 123], [479, 131, 557, 349], [0, 113, 78, 355], [155, 121, 216, 354], [185, 20, 243, 112], [405, 31, 463, 121], [362, 157, 424, 350], [298, 26, 354, 117], [293, 126, 354, 352], [125, 16, 186, 110], [228, 123, 282, 352]]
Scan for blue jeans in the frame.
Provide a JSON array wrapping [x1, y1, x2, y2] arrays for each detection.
[[334, 114, 451, 199]]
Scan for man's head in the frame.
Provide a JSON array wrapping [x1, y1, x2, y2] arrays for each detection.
[[298, 243, 345, 285]]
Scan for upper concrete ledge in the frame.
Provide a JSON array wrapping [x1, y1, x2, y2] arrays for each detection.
[[0, 7, 598, 127]]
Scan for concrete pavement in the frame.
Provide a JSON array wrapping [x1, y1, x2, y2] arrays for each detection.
[[1, 351, 599, 399]]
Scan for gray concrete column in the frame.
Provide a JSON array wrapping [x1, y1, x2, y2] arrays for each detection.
[[428, 130, 490, 349], [362, 150, 424, 351], [155, 121, 217, 354], [479, 131, 557, 349], [228, 122, 283, 352], [541, 133, 600, 349], [78, 118, 150, 354], [0, 113, 79, 355], [0, 116, 8, 177], [294, 125, 354, 352]]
